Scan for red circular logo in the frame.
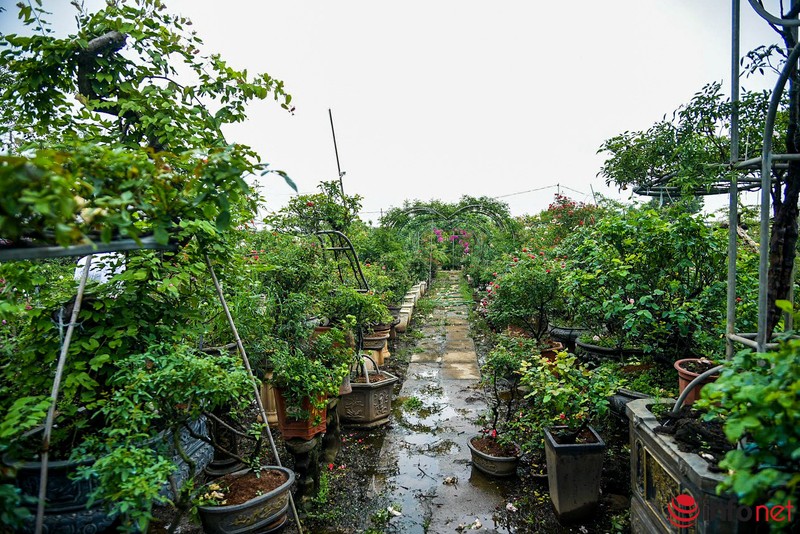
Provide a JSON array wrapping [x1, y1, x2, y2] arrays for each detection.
[[668, 494, 699, 528]]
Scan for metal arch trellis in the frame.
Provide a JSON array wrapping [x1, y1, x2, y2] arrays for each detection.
[[625, 1, 800, 357], [0, 238, 304, 534], [313, 230, 369, 291], [385, 204, 513, 233]]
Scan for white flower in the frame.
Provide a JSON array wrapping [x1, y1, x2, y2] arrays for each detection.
[[505, 502, 518, 512]]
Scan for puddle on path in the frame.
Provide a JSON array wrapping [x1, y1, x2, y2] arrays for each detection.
[[369, 272, 515, 533]]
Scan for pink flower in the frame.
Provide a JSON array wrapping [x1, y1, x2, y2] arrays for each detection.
[[559, 413, 566, 420]]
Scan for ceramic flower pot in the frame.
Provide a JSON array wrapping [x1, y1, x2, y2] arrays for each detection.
[[544, 425, 605, 522], [2, 453, 116, 534], [338, 367, 399, 428], [674, 358, 720, 405], [273, 389, 327, 441], [197, 466, 295, 534], [467, 436, 520, 477]]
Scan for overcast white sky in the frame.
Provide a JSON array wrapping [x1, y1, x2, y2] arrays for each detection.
[[0, 1, 786, 220]]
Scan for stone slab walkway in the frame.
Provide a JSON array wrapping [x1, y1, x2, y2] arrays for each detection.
[[373, 271, 511, 533]]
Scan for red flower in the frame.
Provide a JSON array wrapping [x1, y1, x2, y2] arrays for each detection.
[[328, 463, 334, 471], [306, 201, 315, 207], [559, 413, 566, 420]]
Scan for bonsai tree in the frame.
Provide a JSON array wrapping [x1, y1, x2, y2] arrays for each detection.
[[561, 205, 727, 358], [73, 342, 256, 531], [599, 65, 796, 339], [320, 284, 392, 330], [485, 251, 564, 344], [0, 0, 293, 529], [270, 180, 363, 235], [518, 351, 623, 444], [478, 343, 526, 448], [270, 327, 353, 425]]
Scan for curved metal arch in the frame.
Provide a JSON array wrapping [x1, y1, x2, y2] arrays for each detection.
[[748, 0, 800, 27], [387, 204, 511, 231], [313, 230, 369, 291], [754, 41, 800, 350]]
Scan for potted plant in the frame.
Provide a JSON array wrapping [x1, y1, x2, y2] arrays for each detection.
[[270, 328, 352, 441], [468, 346, 523, 477], [519, 351, 623, 521], [337, 356, 399, 428], [697, 335, 800, 527], [562, 206, 727, 363], [674, 357, 721, 405], [485, 251, 565, 355], [0, 0, 298, 530], [195, 466, 296, 534]]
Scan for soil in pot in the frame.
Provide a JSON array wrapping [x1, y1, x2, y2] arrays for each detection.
[[679, 358, 720, 375], [470, 436, 519, 457], [352, 372, 393, 384], [547, 425, 600, 445], [214, 468, 289, 506], [654, 405, 733, 471]]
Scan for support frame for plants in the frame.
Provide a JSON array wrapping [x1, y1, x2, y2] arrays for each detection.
[[3, 239, 304, 534], [628, 0, 800, 357]]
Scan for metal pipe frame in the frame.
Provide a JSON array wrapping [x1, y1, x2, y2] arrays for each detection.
[[756, 41, 800, 350], [727, 0, 740, 360]]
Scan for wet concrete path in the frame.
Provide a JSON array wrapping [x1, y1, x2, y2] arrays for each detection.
[[373, 271, 511, 533]]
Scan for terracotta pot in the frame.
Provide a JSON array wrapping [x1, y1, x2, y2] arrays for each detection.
[[674, 358, 720, 405], [539, 341, 565, 360], [273, 389, 327, 441]]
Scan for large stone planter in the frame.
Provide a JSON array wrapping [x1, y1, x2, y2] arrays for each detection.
[[159, 416, 215, 499], [2, 453, 115, 534], [395, 304, 413, 333], [338, 368, 398, 428], [4, 417, 213, 532], [627, 399, 753, 534], [544, 425, 605, 522], [197, 466, 295, 534]]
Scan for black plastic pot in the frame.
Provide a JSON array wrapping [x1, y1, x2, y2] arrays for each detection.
[[547, 324, 589, 353], [575, 340, 643, 363], [544, 425, 605, 522]]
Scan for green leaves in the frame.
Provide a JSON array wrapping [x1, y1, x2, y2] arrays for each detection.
[[699, 343, 800, 507]]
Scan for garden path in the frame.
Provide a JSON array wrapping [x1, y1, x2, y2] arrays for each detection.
[[372, 271, 512, 533]]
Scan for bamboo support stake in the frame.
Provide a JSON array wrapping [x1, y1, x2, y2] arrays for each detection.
[[34, 255, 93, 534], [204, 254, 304, 534]]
